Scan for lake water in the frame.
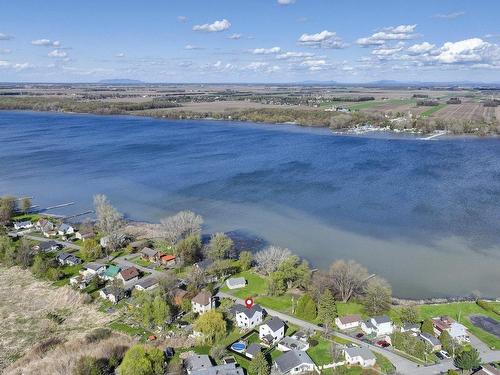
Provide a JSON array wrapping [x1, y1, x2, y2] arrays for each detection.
[[1, 111, 500, 299]]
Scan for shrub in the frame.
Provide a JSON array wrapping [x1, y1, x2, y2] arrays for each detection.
[[86, 328, 112, 343], [74, 356, 103, 375]]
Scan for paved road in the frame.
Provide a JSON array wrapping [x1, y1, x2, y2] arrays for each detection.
[[216, 291, 500, 375], [13, 232, 81, 250]]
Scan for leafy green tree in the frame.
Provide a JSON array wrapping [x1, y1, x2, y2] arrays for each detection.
[[119, 345, 164, 375], [207, 232, 234, 260], [74, 356, 103, 375], [0, 235, 15, 262], [249, 351, 270, 375], [295, 294, 317, 320], [421, 319, 435, 335], [152, 295, 171, 328], [439, 331, 454, 355], [238, 250, 253, 271], [400, 305, 419, 324], [80, 238, 103, 262], [31, 254, 50, 278], [210, 259, 240, 278], [454, 348, 481, 373], [317, 289, 337, 329], [362, 277, 392, 315], [193, 310, 226, 344], [267, 271, 287, 296], [175, 233, 201, 265]]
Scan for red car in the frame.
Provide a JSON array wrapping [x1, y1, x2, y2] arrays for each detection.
[[356, 333, 364, 338], [377, 340, 390, 347]]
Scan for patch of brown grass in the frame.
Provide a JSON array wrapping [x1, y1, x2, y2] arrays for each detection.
[[0, 266, 115, 372]]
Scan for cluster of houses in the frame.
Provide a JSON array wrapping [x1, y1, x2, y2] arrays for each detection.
[[139, 246, 177, 268]]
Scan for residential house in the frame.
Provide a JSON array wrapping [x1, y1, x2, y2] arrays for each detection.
[[344, 347, 376, 368], [102, 265, 121, 281], [160, 254, 176, 267], [245, 343, 262, 359], [259, 316, 285, 345], [82, 262, 106, 277], [134, 276, 159, 292], [99, 286, 126, 304], [274, 350, 316, 375], [361, 316, 394, 336], [14, 221, 33, 230], [472, 365, 500, 375], [75, 230, 95, 242], [57, 223, 75, 236], [140, 247, 159, 262], [184, 354, 213, 374], [191, 291, 215, 314], [335, 314, 362, 330], [173, 288, 188, 306], [400, 323, 420, 334], [35, 240, 61, 252], [277, 336, 310, 352], [56, 252, 82, 266], [232, 304, 264, 329], [226, 277, 246, 289], [291, 331, 309, 343], [70, 274, 90, 289], [419, 333, 442, 352], [432, 316, 470, 343], [36, 219, 55, 236], [117, 267, 140, 284]]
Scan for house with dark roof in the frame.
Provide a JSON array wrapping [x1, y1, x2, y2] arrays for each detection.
[[140, 247, 159, 262], [335, 314, 362, 330], [232, 303, 263, 329], [344, 347, 376, 368], [14, 220, 33, 230], [35, 240, 61, 252], [82, 262, 106, 276], [57, 223, 75, 236], [274, 350, 315, 374], [419, 333, 442, 352], [134, 276, 159, 291], [118, 266, 140, 284], [184, 354, 213, 374], [56, 252, 81, 266], [259, 316, 285, 345], [75, 230, 95, 242], [472, 365, 500, 375], [191, 291, 214, 314], [245, 343, 262, 359], [361, 316, 393, 336], [99, 286, 126, 304]]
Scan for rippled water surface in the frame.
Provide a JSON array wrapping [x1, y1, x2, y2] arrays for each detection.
[[1, 111, 500, 298]]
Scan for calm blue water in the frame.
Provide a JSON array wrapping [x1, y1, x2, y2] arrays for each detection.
[[1, 111, 500, 298]]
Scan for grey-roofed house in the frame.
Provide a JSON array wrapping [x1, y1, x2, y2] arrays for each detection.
[[245, 343, 261, 359], [36, 240, 61, 252], [140, 247, 159, 262], [274, 350, 315, 375], [225, 277, 246, 289], [400, 323, 420, 334], [99, 286, 126, 304], [56, 252, 81, 266], [57, 223, 75, 236], [134, 276, 159, 291], [232, 303, 264, 329], [419, 333, 442, 352], [259, 316, 285, 345], [184, 354, 213, 374], [82, 262, 106, 276], [14, 220, 33, 230], [190, 363, 244, 375], [361, 315, 393, 336], [277, 336, 310, 352], [344, 347, 376, 368]]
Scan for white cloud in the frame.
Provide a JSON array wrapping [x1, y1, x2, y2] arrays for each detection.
[[184, 44, 202, 50], [116, 52, 125, 57], [0, 33, 13, 40], [433, 11, 465, 19], [252, 46, 281, 54], [244, 61, 280, 73], [32, 39, 60, 47], [372, 45, 404, 56], [407, 42, 435, 54], [277, 0, 295, 5], [357, 25, 417, 46], [300, 59, 328, 71], [0, 60, 10, 67], [228, 33, 242, 40], [193, 19, 231, 33], [276, 51, 314, 59], [434, 38, 492, 64], [298, 30, 347, 49], [48, 49, 67, 58], [0, 49, 11, 54], [0, 60, 32, 71], [177, 15, 188, 22]]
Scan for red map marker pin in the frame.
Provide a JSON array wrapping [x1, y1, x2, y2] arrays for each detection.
[[245, 298, 254, 309]]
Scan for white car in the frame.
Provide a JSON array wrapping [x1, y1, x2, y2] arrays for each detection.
[[439, 350, 451, 359]]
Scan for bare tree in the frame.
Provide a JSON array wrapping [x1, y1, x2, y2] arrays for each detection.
[[20, 197, 32, 213], [93, 194, 124, 256], [160, 210, 203, 245], [329, 260, 369, 302], [254, 245, 291, 275]]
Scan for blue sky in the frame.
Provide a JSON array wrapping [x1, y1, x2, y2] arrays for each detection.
[[1, 0, 499, 82]]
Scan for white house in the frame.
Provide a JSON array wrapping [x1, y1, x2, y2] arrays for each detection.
[[361, 316, 393, 336], [75, 230, 94, 241], [57, 223, 75, 236], [56, 252, 82, 266], [134, 277, 158, 292], [14, 221, 33, 230], [99, 287, 125, 304], [259, 316, 285, 345], [226, 277, 246, 289], [432, 316, 470, 343], [191, 291, 214, 314], [232, 304, 263, 329], [335, 314, 362, 330], [344, 347, 376, 368], [274, 350, 316, 375], [81, 262, 106, 277]]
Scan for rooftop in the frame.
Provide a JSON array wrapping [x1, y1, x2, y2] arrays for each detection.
[[192, 290, 212, 306], [344, 347, 376, 361], [275, 350, 314, 373]]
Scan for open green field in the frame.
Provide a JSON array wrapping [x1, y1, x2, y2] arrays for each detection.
[[307, 336, 333, 365], [421, 103, 447, 117]]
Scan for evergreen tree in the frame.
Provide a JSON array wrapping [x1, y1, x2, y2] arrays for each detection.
[[421, 319, 435, 335], [454, 348, 481, 373], [249, 351, 270, 375], [317, 289, 337, 329], [295, 294, 317, 320]]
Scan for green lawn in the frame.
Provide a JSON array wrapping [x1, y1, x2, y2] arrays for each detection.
[[11, 213, 42, 222], [374, 353, 396, 374], [421, 103, 447, 117], [109, 321, 152, 339], [307, 336, 333, 366], [52, 264, 82, 287], [413, 302, 500, 349], [132, 257, 152, 268]]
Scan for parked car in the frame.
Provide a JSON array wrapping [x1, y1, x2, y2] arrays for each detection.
[[376, 340, 390, 348], [439, 350, 451, 359], [356, 333, 364, 338], [436, 352, 444, 360]]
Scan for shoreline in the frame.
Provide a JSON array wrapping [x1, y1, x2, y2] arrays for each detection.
[[0, 108, 496, 141]]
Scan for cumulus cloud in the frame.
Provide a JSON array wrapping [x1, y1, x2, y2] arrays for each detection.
[[193, 19, 231, 32], [434, 38, 492, 64], [277, 0, 295, 5], [48, 49, 67, 58], [298, 30, 347, 49], [228, 33, 242, 40], [0, 33, 13, 40], [357, 24, 417, 46], [32, 39, 60, 47], [0, 60, 32, 70], [300, 59, 328, 71], [245, 61, 280, 73], [433, 11, 465, 19], [252, 46, 281, 54], [372, 45, 404, 56], [407, 42, 435, 54]]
